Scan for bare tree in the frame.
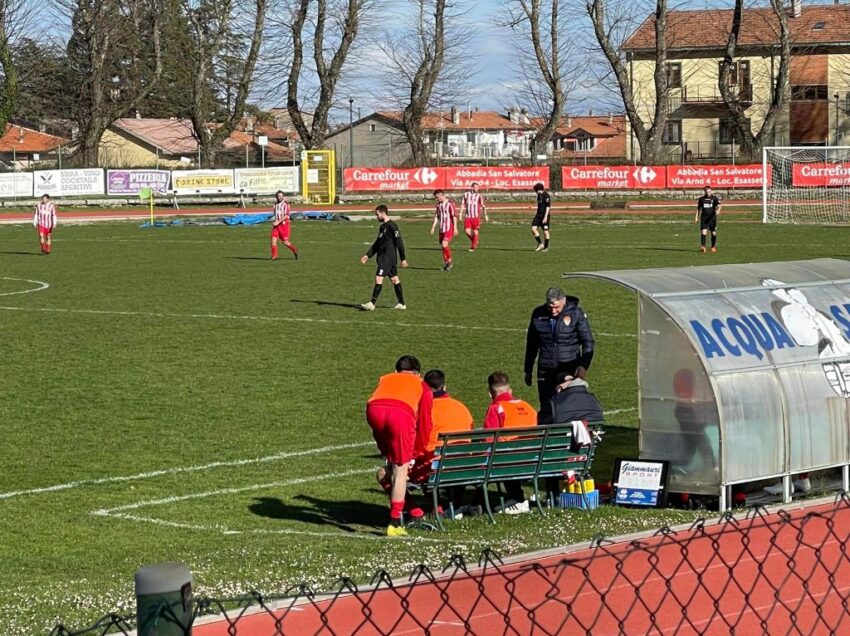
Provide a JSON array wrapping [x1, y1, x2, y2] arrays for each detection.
[[587, 0, 670, 164], [63, 0, 163, 166], [286, 0, 368, 149], [183, 0, 267, 165], [502, 0, 572, 160], [718, 0, 790, 161]]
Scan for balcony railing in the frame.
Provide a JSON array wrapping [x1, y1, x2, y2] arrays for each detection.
[[669, 83, 753, 109]]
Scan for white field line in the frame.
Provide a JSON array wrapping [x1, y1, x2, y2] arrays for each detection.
[[93, 468, 480, 544], [0, 442, 373, 500], [0, 304, 636, 338], [0, 277, 49, 296], [605, 408, 637, 415]]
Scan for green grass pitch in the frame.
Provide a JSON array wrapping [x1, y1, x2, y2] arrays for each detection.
[[0, 215, 846, 633]]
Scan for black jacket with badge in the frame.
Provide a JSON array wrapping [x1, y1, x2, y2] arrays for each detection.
[[524, 296, 595, 375]]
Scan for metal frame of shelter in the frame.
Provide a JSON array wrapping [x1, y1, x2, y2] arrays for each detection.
[[564, 258, 850, 511]]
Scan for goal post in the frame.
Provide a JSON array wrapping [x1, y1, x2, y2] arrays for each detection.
[[763, 146, 850, 224]]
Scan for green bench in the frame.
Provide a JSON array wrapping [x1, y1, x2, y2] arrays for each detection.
[[423, 422, 604, 529]]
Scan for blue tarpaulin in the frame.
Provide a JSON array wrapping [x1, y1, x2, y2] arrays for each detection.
[[222, 213, 274, 225]]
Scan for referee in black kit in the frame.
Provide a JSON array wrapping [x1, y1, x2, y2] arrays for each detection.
[[531, 182, 551, 252], [359, 205, 408, 311], [696, 185, 720, 253]]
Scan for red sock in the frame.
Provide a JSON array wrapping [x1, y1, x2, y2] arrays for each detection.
[[468, 233, 475, 246], [472, 234, 479, 249], [46, 243, 51, 254], [389, 499, 404, 520], [271, 244, 278, 259], [443, 247, 452, 263], [286, 243, 298, 255]]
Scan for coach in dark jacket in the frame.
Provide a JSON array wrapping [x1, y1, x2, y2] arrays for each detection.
[[538, 375, 604, 425], [524, 287, 595, 420]]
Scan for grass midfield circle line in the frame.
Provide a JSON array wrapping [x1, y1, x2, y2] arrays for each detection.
[[0, 277, 49, 296]]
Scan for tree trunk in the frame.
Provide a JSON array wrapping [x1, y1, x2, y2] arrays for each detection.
[[0, 0, 17, 135]]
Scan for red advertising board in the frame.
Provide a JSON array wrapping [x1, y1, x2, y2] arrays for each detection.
[[343, 166, 549, 191], [343, 167, 444, 191], [666, 164, 769, 189], [792, 163, 850, 187], [443, 166, 549, 190], [561, 165, 666, 189]]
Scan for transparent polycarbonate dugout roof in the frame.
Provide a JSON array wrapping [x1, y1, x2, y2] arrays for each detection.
[[563, 258, 850, 495]]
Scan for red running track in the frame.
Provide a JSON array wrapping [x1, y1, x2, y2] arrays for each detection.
[[193, 500, 850, 635]]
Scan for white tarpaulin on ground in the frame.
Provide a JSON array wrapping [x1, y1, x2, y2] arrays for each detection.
[[564, 258, 850, 507], [170, 169, 235, 195], [0, 173, 34, 198], [34, 169, 105, 196], [235, 167, 299, 194]]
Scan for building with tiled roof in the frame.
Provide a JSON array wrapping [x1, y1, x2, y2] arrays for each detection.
[[552, 115, 627, 160], [98, 118, 293, 168], [0, 124, 69, 169], [623, 2, 850, 161]]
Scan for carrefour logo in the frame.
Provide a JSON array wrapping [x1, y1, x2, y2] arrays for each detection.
[[633, 166, 657, 184], [415, 167, 439, 185]]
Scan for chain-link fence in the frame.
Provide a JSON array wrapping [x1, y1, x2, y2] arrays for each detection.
[[51, 494, 850, 635]]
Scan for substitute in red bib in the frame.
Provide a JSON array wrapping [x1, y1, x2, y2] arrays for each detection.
[[33, 194, 57, 255], [460, 182, 488, 251], [270, 190, 299, 260], [430, 189, 457, 271], [366, 355, 434, 536]]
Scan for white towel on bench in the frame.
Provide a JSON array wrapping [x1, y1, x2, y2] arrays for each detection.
[[571, 420, 592, 447]]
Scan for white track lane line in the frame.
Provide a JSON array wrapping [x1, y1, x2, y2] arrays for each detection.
[[0, 305, 635, 338]]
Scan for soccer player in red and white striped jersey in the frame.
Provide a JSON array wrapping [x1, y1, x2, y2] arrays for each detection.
[[270, 190, 298, 260], [460, 182, 488, 251], [430, 190, 457, 271], [33, 194, 57, 255]]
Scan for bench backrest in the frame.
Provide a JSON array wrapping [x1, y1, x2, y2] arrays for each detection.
[[426, 422, 604, 489]]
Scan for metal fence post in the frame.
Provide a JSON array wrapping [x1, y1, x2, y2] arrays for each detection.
[[135, 563, 193, 635]]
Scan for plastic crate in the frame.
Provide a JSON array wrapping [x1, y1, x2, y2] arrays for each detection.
[[559, 489, 599, 510]]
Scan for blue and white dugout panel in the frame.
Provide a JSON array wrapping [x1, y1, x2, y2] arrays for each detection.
[[564, 258, 850, 510]]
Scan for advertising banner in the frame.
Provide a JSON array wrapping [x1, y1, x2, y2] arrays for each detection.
[[343, 167, 443, 191], [34, 169, 105, 196], [667, 164, 770, 189], [235, 167, 299, 194], [443, 166, 548, 190], [106, 170, 170, 196], [613, 459, 668, 507], [0, 173, 34, 198], [561, 165, 666, 189], [170, 169, 235, 194], [792, 162, 850, 187]]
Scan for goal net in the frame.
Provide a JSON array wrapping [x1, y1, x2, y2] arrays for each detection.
[[763, 146, 850, 224]]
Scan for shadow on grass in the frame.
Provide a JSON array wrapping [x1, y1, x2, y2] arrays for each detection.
[[0, 250, 42, 256], [290, 299, 363, 309], [249, 495, 387, 530], [634, 247, 701, 253], [592, 424, 639, 485], [224, 256, 272, 261]]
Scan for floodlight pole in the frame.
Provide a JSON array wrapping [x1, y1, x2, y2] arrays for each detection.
[[348, 97, 354, 168]]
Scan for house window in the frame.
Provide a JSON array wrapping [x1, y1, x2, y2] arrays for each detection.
[[466, 132, 476, 143], [719, 60, 750, 87], [662, 120, 682, 145], [575, 136, 596, 151], [666, 62, 682, 89], [792, 85, 829, 100], [846, 92, 850, 113], [369, 124, 376, 132], [720, 117, 750, 144]]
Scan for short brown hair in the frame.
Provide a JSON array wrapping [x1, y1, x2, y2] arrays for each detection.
[[375, 204, 389, 215], [488, 371, 510, 392]]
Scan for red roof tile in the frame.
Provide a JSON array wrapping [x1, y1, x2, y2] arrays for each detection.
[[624, 5, 850, 51], [0, 124, 67, 153], [113, 118, 197, 155], [375, 110, 538, 131]]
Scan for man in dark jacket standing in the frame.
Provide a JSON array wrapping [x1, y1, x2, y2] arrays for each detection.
[[524, 287, 595, 419]]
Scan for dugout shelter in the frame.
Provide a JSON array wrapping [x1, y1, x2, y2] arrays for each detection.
[[564, 258, 850, 510]]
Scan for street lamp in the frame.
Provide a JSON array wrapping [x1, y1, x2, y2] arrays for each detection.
[[348, 98, 355, 168]]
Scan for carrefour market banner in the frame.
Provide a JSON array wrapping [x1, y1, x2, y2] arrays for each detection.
[[106, 170, 170, 196], [34, 169, 105, 196], [343, 166, 549, 191], [170, 169, 235, 195], [235, 167, 299, 194], [562, 165, 665, 189], [0, 173, 33, 198], [792, 163, 850, 187]]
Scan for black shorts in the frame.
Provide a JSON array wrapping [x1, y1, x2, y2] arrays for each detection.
[[700, 215, 717, 232], [376, 257, 398, 278], [532, 215, 549, 230]]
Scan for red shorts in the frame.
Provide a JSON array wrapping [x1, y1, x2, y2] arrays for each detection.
[[366, 402, 416, 465], [464, 218, 481, 231], [38, 225, 53, 236], [271, 223, 290, 241], [438, 230, 454, 244]]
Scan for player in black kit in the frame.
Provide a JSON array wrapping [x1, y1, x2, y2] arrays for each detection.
[[695, 185, 721, 253], [360, 205, 408, 310], [531, 182, 551, 252]]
